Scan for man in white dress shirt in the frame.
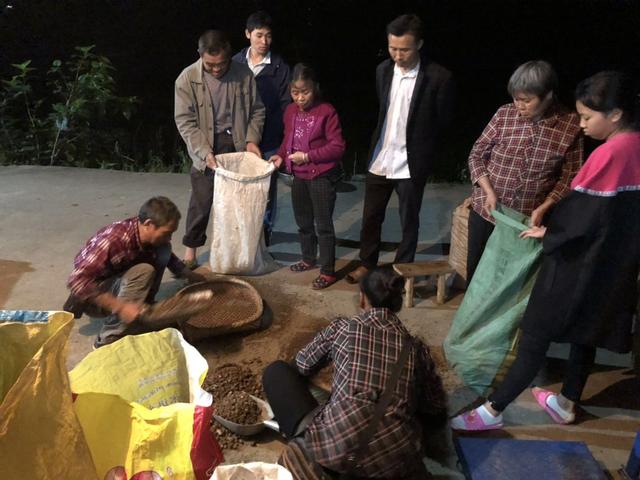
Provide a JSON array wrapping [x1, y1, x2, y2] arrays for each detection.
[[347, 14, 454, 283]]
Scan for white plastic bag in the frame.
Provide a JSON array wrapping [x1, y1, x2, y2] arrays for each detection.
[[210, 152, 278, 275], [211, 462, 293, 480]]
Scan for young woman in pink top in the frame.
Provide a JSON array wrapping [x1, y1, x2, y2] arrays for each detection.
[[452, 71, 640, 431], [270, 63, 346, 289]]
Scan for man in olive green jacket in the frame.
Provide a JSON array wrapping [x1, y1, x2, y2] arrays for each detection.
[[175, 30, 265, 266]]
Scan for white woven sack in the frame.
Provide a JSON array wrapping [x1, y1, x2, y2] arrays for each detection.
[[210, 462, 293, 480], [209, 152, 278, 275]]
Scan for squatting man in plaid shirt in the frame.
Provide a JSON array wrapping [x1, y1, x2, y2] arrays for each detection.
[[466, 60, 583, 284], [63, 196, 206, 348]]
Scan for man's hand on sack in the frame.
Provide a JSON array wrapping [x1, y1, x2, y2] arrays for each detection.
[[205, 152, 217, 169], [246, 142, 262, 158]]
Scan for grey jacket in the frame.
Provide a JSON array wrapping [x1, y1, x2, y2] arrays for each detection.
[[175, 58, 265, 171]]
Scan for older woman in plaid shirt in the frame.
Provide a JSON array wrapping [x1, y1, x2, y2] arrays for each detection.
[[466, 60, 583, 284], [263, 267, 446, 479]]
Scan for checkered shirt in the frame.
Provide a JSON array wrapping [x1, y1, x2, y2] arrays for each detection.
[[469, 103, 583, 222], [296, 308, 446, 478], [67, 217, 184, 300]]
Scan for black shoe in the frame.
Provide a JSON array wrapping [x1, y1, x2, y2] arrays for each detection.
[[63, 294, 85, 319]]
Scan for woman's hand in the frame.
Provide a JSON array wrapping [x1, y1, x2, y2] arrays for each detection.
[[519, 225, 547, 239], [483, 190, 498, 217], [477, 176, 498, 217], [530, 199, 554, 227], [288, 151, 308, 165], [269, 155, 284, 169]]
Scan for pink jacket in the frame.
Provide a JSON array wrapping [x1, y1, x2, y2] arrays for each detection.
[[277, 101, 346, 179]]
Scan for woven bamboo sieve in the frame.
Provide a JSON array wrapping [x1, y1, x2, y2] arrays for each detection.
[[178, 277, 264, 342], [449, 197, 472, 281]]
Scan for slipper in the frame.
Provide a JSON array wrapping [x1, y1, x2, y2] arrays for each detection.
[[290, 260, 316, 272], [450, 405, 504, 431], [345, 265, 369, 284], [531, 387, 575, 424], [183, 259, 199, 270], [312, 274, 337, 290]]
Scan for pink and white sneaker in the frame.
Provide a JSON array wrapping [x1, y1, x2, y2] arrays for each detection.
[[451, 404, 504, 431], [531, 387, 576, 424]]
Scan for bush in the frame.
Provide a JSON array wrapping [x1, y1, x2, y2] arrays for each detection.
[[0, 46, 139, 168]]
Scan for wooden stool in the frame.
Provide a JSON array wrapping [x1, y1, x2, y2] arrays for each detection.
[[393, 260, 456, 307]]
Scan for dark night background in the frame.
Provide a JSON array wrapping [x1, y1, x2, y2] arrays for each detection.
[[1, 0, 639, 179]]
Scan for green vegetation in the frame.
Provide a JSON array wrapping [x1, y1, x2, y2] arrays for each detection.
[[0, 46, 186, 172]]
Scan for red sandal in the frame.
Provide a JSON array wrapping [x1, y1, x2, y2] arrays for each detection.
[[290, 260, 316, 272], [312, 274, 337, 290]]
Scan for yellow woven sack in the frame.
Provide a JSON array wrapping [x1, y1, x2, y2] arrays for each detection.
[[0, 311, 98, 479], [69, 328, 223, 480]]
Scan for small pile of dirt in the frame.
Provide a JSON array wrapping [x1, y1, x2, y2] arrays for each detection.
[[203, 363, 263, 401], [211, 420, 245, 450], [215, 391, 261, 425]]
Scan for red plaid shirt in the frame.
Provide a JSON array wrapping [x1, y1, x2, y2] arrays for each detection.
[[469, 103, 583, 222], [67, 217, 184, 300], [296, 308, 446, 478]]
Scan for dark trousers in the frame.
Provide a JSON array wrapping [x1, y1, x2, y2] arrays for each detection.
[[291, 175, 337, 275], [488, 332, 597, 411], [466, 209, 495, 286], [263, 148, 279, 243], [263, 361, 320, 438], [359, 173, 426, 268], [182, 133, 235, 248]]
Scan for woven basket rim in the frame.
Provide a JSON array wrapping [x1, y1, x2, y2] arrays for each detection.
[[178, 276, 264, 328]]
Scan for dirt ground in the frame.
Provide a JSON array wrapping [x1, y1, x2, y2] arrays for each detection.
[[1, 167, 636, 478], [179, 260, 468, 469]]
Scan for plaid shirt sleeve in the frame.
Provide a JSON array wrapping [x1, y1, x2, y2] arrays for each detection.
[[468, 107, 502, 184], [547, 134, 584, 202], [67, 234, 117, 300], [296, 316, 347, 376]]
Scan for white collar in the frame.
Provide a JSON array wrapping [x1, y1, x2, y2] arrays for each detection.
[[246, 48, 272, 67], [393, 60, 420, 79]]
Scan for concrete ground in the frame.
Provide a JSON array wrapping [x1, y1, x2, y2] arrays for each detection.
[[1, 165, 637, 478]]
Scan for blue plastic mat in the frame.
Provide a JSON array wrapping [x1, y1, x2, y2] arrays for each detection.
[[0, 310, 52, 323], [454, 437, 606, 480]]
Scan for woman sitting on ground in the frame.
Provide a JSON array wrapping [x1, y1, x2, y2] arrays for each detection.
[[452, 71, 640, 431], [263, 266, 447, 479]]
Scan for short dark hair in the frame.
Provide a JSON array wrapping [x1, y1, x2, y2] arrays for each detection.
[[198, 30, 231, 57], [359, 266, 405, 313], [576, 71, 639, 128], [246, 11, 273, 32], [291, 63, 321, 99], [386, 14, 423, 41], [138, 197, 181, 227]]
